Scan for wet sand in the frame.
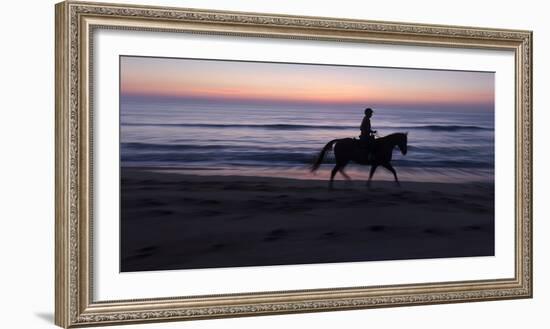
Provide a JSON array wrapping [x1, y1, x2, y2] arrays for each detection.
[[121, 167, 494, 272]]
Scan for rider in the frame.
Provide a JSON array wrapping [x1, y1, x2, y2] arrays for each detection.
[[359, 108, 377, 160]]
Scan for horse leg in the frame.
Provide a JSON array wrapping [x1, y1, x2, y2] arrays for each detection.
[[382, 163, 400, 186], [339, 161, 351, 181], [329, 164, 341, 190], [367, 164, 378, 188], [340, 170, 351, 181]]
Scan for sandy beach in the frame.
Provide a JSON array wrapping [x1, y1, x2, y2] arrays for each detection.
[[121, 167, 494, 272]]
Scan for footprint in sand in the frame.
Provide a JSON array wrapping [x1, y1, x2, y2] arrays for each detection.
[[319, 231, 343, 240], [423, 228, 451, 236], [198, 199, 222, 205], [141, 198, 165, 207], [147, 209, 174, 216], [263, 228, 288, 242], [366, 225, 386, 232]]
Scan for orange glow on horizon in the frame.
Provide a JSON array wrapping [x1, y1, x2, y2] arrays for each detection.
[[120, 56, 495, 109]]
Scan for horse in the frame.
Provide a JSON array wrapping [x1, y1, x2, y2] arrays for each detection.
[[310, 133, 408, 188]]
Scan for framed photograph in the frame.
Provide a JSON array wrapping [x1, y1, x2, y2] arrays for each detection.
[[55, 1, 532, 327]]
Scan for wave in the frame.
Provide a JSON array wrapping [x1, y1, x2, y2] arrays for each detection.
[[122, 122, 492, 132], [121, 145, 493, 169], [123, 142, 240, 151], [123, 122, 346, 130], [121, 151, 317, 166], [124, 142, 490, 155], [122, 155, 493, 169], [401, 125, 491, 132], [121, 142, 312, 152]]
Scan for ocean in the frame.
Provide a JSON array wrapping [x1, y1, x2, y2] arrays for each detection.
[[120, 98, 494, 183]]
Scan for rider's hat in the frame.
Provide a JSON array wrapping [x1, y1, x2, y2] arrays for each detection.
[[364, 108, 373, 115]]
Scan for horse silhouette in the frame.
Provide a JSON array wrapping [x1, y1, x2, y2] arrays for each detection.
[[311, 133, 408, 188]]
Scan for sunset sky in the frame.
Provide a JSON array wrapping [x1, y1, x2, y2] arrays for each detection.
[[120, 56, 494, 111]]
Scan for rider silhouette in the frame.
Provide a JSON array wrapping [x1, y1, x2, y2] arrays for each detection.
[[359, 108, 377, 160]]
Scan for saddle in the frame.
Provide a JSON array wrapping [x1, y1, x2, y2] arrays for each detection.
[[353, 137, 376, 162]]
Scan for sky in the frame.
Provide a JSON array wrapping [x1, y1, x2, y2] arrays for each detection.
[[120, 56, 495, 111]]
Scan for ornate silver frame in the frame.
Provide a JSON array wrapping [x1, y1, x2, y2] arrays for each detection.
[[55, 1, 532, 327]]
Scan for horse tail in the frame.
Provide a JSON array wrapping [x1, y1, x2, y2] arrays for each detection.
[[310, 139, 338, 172]]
